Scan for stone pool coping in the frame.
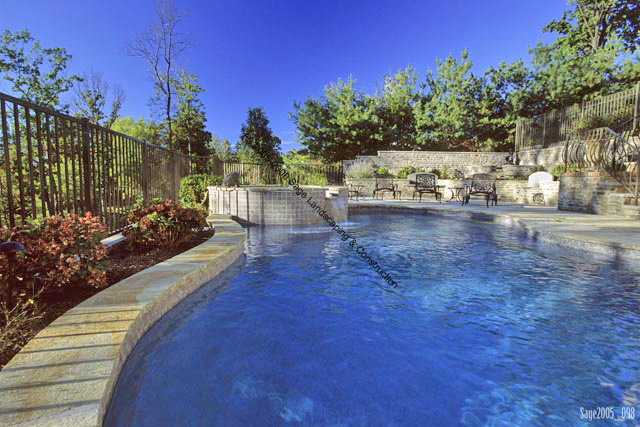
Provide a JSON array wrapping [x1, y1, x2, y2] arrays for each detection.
[[0, 215, 246, 427], [351, 199, 640, 260], [211, 184, 347, 192]]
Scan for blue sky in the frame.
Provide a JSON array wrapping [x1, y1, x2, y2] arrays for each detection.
[[1, 0, 567, 152]]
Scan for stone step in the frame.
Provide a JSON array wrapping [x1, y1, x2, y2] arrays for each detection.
[[622, 204, 640, 220]]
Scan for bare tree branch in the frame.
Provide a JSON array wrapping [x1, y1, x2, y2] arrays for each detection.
[[72, 70, 125, 128], [126, 0, 190, 149]]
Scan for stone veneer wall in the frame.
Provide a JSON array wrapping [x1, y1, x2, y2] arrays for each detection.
[[346, 178, 559, 206], [517, 146, 564, 168], [558, 172, 638, 218], [346, 151, 511, 177], [209, 186, 348, 225]]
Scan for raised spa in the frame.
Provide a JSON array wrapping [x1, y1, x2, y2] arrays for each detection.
[[208, 185, 348, 225]]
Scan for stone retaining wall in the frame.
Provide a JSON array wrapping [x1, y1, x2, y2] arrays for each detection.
[[517, 146, 564, 168], [346, 178, 559, 206], [559, 172, 638, 218], [345, 150, 510, 177]]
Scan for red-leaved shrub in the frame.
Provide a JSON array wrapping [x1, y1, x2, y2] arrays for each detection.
[[0, 212, 108, 306], [123, 199, 207, 250]]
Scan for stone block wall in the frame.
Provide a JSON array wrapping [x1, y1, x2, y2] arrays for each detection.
[[345, 150, 511, 177], [346, 178, 559, 206], [558, 172, 638, 217], [517, 146, 564, 168]]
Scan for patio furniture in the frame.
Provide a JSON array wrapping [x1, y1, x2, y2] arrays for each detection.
[[462, 173, 497, 207], [348, 184, 363, 201], [373, 174, 400, 200], [412, 173, 442, 202], [446, 186, 465, 202]]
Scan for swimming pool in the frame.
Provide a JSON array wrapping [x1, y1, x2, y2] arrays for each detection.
[[105, 210, 640, 426]]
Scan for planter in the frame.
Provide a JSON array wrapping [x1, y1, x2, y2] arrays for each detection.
[[500, 165, 538, 177]]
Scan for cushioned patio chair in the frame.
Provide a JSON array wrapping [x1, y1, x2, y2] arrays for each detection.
[[462, 173, 497, 207], [373, 174, 399, 200], [412, 173, 442, 202]]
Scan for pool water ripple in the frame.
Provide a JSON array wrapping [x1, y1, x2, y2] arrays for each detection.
[[105, 211, 640, 426]]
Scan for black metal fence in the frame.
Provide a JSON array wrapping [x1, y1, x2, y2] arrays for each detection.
[[0, 91, 190, 233], [0, 91, 345, 233], [191, 156, 344, 186], [515, 82, 640, 151]]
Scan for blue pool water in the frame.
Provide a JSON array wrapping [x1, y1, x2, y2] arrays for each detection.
[[106, 211, 640, 426]]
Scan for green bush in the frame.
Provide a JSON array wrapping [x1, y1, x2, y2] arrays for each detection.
[[124, 199, 208, 251], [550, 164, 565, 178], [345, 160, 375, 179], [179, 174, 223, 208], [396, 166, 415, 179], [575, 110, 631, 133], [550, 164, 586, 178], [376, 167, 390, 176], [279, 164, 329, 185], [429, 168, 441, 178]]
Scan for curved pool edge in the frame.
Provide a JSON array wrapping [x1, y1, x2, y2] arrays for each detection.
[[0, 215, 246, 427], [350, 202, 640, 260]]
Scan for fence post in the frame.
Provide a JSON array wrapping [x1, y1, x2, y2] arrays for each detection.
[[170, 150, 177, 201], [633, 80, 640, 131], [81, 118, 93, 214], [141, 142, 149, 203]]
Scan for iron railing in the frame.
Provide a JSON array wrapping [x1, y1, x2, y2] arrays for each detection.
[[191, 156, 345, 186], [516, 81, 640, 151], [0, 92, 345, 233], [563, 124, 640, 206], [0, 91, 190, 233]]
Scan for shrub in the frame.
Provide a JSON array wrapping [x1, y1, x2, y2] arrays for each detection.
[[376, 167, 390, 176], [429, 168, 441, 178], [440, 166, 450, 179], [0, 212, 108, 306], [179, 174, 223, 208], [1, 293, 44, 366], [124, 199, 207, 250], [575, 110, 631, 133], [278, 164, 330, 185], [550, 164, 565, 178], [345, 160, 375, 179], [396, 166, 415, 179]]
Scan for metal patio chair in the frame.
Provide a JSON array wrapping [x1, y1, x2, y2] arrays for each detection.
[[412, 173, 442, 202], [373, 174, 399, 200], [462, 173, 497, 207]]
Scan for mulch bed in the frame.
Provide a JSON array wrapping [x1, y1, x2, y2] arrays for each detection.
[[0, 230, 214, 369]]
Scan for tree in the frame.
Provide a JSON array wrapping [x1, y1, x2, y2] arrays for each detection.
[[291, 77, 381, 162], [72, 70, 125, 128], [0, 29, 81, 109], [238, 107, 282, 164], [375, 66, 420, 150], [111, 116, 165, 144], [211, 135, 233, 160], [126, 0, 190, 149], [172, 70, 211, 160], [545, 0, 639, 53], [414, 49, 484, 150], [476, 60, 537, 150], [530, 0, 640, 110]]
